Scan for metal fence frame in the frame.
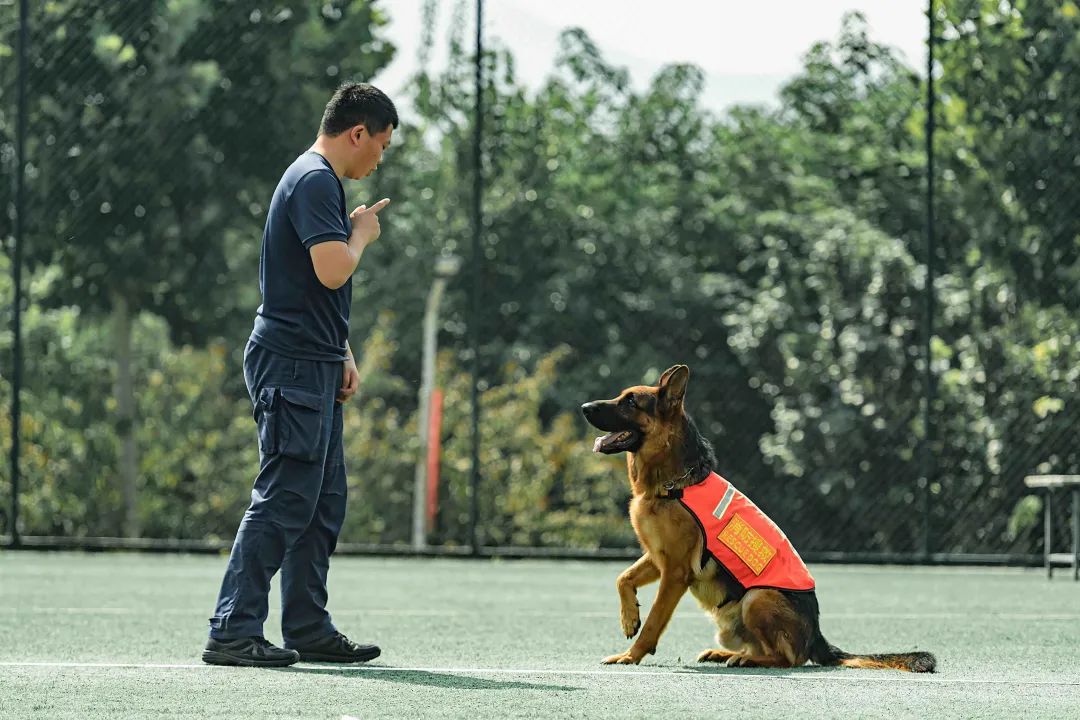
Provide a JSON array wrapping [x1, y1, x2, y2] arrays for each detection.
[[1, 1, 1070, 565]]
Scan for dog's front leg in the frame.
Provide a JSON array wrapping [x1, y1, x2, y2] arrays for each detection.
[[603, 570, 689, 665], [616, 554, 660, 638]]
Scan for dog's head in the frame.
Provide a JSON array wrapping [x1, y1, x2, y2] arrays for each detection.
[[580, 365, 689, 456]]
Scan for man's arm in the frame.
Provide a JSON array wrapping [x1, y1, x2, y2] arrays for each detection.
[[310, 198, 391, 290]]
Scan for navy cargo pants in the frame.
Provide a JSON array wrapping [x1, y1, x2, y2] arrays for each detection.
[[209, 340, 346, 647]]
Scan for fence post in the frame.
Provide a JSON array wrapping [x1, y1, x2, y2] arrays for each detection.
[[468, 0, 485, 556], [9, 0, 30, 549], [921, 0, 937, 560]]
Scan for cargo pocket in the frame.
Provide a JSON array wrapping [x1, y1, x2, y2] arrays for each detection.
[[254, 387, 326, 462], [276, 387, 327, 463], [254, 387, 278, 456]]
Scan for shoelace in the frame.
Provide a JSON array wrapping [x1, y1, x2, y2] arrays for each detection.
[[336, 632, 376, 653], [330, 632, 357, 651]]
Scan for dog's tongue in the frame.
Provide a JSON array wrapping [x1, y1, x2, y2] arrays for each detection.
[[593, 432, 624, 452]]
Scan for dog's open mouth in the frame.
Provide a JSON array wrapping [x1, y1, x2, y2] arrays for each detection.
[[593, 430, 642, 454]]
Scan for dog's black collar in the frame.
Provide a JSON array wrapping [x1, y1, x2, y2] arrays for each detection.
[[657, 465, 709, 500]]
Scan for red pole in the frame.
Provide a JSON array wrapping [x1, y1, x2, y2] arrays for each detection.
[[426, 388, 444, 532]]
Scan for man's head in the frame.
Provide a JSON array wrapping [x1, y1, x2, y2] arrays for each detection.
[[319, 82, 398, 180]]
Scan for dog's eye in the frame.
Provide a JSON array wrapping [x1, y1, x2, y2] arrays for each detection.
[[626, 396, 637, 409]]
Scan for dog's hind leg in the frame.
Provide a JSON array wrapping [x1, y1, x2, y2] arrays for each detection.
[[615, 554, 659, 638], [697, 625, 798, 667], [697, 649, 739, 663], [732, 589, 812, 669], [722, 652, 801, 668], [696, 596, 754, 664]]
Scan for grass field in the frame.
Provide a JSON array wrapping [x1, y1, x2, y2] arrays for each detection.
[[1, 552, 1078, 719]]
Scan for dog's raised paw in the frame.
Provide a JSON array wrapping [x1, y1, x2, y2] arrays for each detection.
[[621, 616, 641, 638]]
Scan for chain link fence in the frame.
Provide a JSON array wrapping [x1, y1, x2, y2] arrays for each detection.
[[2, 0, 1077, 562]]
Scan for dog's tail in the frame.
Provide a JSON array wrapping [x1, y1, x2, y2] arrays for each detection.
[[810, 633, 936, 673]]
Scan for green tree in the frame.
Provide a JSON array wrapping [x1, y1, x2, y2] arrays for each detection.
[[0, 0, 394, 536], [928, 0, 1080, 550]]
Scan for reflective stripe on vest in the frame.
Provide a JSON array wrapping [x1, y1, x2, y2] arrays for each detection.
[[679, 472, 815, 592]]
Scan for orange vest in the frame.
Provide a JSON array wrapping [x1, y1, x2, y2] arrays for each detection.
[[674, 472, 815, 592]]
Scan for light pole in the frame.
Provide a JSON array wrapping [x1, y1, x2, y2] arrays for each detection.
[[412, 254, 461, 550]]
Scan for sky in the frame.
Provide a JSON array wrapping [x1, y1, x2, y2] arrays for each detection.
[[373, 0, 928, 116]]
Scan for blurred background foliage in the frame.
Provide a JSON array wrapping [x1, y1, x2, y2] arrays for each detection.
[[0, 0, 1076, 555]]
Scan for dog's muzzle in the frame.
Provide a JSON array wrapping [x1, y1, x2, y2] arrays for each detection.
[[581, 402, 642, 454]]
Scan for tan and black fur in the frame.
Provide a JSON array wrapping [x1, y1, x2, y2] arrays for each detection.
[[581, 365, 936, 672]]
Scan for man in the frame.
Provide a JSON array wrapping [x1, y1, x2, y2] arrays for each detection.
[[203, 82, 397, 667]]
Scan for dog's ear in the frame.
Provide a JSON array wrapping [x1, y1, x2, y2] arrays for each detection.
[[658, 365, 689, 414], [657, 365, 682, 387]]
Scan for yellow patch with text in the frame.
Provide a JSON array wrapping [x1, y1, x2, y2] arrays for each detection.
[[718, 514, 776, 575]]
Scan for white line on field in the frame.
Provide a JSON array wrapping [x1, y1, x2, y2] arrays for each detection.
[[2, 607, 1079, 621], [0, 661, 1076, 687]]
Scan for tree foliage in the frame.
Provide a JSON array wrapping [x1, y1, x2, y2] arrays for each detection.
[[1, 2, 1075, 553]]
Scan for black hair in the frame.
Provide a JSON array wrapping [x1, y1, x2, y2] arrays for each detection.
[[682, 414, 718, 482], [319, 82, 399, 136]]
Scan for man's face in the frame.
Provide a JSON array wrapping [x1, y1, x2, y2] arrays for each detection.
[[347, 124, 393, 180]]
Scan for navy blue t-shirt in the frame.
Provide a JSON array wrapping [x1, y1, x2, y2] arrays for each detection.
[[249, 151, 352, 362]]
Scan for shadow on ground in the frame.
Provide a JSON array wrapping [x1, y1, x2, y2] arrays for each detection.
[[277, 666, 581, 692]]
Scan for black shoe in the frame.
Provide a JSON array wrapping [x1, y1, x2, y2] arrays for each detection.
[[202, 636, 300, 667], [291, 631, 381, 663]]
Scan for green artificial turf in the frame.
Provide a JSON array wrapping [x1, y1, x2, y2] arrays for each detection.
[[1, 552, 1077, 719]]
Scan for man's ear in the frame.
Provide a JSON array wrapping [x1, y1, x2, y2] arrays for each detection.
[[658, 365, 689, 414]]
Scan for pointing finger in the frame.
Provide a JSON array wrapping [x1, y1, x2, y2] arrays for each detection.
[[360, 198, 391, 215]]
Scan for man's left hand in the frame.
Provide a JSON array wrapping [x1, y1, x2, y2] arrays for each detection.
[[338, 356, 360, 403]]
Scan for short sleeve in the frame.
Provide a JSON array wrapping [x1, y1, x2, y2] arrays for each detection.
[[288, 170, 349, 249]]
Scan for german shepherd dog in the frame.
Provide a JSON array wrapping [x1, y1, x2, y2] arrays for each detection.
[[581, 365, 936, 672]]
